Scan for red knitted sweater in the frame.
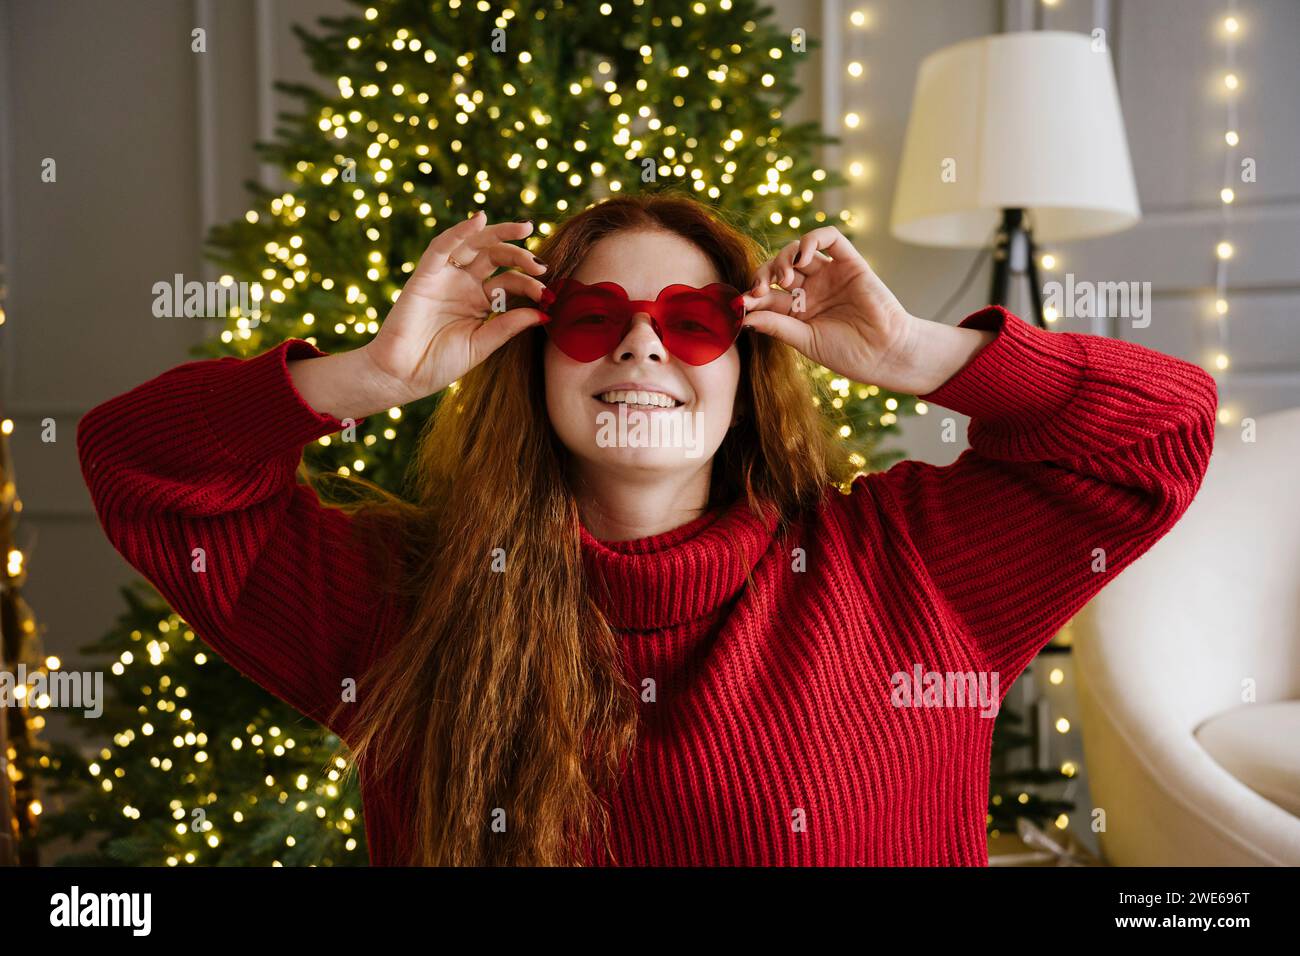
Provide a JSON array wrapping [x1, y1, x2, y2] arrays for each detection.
[[76, 306, 1217, 866]]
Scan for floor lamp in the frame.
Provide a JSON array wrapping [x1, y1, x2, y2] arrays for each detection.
[[890, 31, 1141, 328]]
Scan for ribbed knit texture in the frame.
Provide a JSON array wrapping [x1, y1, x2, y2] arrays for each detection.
[[77, 306, 1217, 866]]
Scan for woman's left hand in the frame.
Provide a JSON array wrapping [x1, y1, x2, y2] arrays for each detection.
[[742, 227, 922, 392]]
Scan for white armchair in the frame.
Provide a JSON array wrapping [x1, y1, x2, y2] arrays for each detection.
[[1074, 405, 1300, 865]]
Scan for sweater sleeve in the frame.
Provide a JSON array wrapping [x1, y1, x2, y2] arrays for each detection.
[[76, 338, 394, 740], [855, 305, 1217, 686]]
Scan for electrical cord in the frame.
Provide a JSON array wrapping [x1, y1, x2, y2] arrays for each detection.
[[932, 245, 991, 322]]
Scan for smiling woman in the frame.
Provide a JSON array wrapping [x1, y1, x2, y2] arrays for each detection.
[[76, 192, 1217, 867], [540, 226, 754, 528]]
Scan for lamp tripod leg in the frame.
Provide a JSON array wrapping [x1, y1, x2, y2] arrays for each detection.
[[1023, 230, 1047, 329]]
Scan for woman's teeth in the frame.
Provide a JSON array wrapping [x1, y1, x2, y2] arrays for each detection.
[[597, 389, 681, 408]]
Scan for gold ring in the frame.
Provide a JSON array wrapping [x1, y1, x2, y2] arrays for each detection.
[[448, 254, 467, 270]]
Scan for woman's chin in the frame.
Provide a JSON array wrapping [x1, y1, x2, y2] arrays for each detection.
[[584, 443, 708, 471]]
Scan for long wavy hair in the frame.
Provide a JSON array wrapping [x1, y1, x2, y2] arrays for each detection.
[[326, 192, 854, 865]]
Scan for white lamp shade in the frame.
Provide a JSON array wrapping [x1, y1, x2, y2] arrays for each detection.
[[890, 31, 1141, 247]]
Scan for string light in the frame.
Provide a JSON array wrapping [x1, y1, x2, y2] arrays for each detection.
[[0, 417, 46, 858], [815, 4, 918, 449], [1212, 0, 1242, 424]]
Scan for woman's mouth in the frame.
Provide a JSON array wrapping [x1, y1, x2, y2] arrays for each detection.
[[594, 389, 683, 409]]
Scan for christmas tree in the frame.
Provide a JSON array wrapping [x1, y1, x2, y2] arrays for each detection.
[[39, 0, 932, 865]]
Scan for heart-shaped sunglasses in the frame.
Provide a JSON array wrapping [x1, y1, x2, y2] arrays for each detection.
[[536, 277, 747, 366]]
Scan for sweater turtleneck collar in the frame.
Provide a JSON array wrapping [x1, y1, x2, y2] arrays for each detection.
[[578, 496, 781, 631]]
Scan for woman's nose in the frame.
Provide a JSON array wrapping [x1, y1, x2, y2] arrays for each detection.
[[615, 313, 665, 361]]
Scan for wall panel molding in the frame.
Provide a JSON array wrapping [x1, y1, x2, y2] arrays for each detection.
[[193, 0, 219, 275], [255, 0, 277, 191]]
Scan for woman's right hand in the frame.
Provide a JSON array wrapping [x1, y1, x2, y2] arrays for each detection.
[[362, 210, 549, 403]]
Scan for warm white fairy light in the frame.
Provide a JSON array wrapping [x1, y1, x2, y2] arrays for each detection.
[[833, 8, 871, 242], [1212, 0, 1241, 424]]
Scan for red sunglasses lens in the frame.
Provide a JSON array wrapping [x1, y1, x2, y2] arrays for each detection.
[[541, 280, 745, 366], [657, 285, 745, 366], [541, 284, 630, 363]]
